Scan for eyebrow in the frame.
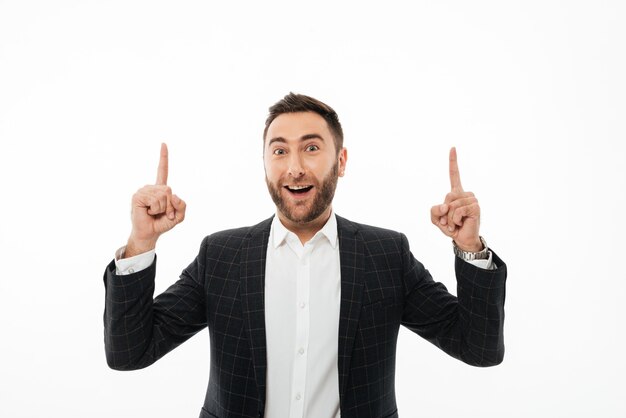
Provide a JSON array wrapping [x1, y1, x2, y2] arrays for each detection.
[[267, 133, 325, 147]]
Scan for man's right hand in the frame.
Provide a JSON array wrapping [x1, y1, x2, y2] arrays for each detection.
[[124, 143, 186, 258]]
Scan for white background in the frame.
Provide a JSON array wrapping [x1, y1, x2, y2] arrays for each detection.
[[1, 1, 625, 417]]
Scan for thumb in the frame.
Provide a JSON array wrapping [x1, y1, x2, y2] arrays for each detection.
[[430, 203, 449, 227], [171, 194, 187, 223]]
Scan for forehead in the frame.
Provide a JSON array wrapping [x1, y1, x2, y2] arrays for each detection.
[[265, 112, 332, 144]]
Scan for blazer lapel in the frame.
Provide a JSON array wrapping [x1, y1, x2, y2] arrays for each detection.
[[240, 216, 273, 411], [336, 215, 365, 400]]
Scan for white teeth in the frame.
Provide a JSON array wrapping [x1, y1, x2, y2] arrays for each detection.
[[287, 185, 311, 190]]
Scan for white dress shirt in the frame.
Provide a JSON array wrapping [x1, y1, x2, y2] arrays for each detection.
[[114, 214, 494, 418], [264, 213, 341, 418]]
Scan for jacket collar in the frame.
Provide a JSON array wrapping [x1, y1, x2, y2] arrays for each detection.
[[270, 211, 339, 249], [240, 216, 273, 412], [335, 215, 365, 402]]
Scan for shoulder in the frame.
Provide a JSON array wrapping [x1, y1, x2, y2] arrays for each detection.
[[337, 215, 404, 239], [336, 215, 407, 251], [199, 216, 273, 251]]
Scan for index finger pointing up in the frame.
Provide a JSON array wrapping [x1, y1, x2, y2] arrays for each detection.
[[449, 146, 463, 192], [156, 142, 168, 185]]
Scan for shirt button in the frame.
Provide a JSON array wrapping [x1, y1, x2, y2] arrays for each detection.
[[128, 268, 134, 274], [298, 348, 305, 355], [299, 302, 306, 309], [295, 393, 302, 400]]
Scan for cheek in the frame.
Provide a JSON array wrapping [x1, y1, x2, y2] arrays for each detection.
[[303, 156, 325, 172], [311, 160, 335, 178], [264, 161, 284, 181]]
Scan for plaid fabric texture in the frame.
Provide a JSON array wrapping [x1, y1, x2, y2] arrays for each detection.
[[104, 215, 507, 418]]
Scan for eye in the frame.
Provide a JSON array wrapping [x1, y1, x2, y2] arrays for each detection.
[[273, 149, 286, 155], [305, 145, 319, 152]]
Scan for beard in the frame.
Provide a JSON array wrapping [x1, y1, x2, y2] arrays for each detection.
[[265, 160, 339, 224]]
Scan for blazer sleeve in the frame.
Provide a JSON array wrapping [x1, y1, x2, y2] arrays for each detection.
[[399, 233, 507, 367], [103, 238, 208, 370]]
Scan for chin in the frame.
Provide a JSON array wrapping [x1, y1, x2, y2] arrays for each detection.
[[282, 210, 315, 224], [282, 204, 330, 225]]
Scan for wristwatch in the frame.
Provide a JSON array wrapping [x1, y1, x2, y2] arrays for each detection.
[[453, 236, 489, 261]]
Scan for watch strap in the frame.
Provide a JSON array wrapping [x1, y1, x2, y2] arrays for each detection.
[[453, 236, 489, 261]]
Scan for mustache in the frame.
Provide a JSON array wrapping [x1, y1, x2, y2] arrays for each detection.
[[279, 178, 318, 187]]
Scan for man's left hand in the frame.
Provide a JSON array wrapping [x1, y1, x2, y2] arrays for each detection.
[[430, 147, 483, 252]]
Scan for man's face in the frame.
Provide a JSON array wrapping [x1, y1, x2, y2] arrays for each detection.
[[264, 112, 347, 225]]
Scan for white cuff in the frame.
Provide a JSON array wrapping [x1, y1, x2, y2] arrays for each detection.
[[465, 251, 496, 270], [114, 246, 156, 275]]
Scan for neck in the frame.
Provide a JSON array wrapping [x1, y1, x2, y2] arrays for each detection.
[[277, 207, 332, 245]]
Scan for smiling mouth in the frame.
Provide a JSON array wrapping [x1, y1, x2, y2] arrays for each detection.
[[284, 185, 314, 195]]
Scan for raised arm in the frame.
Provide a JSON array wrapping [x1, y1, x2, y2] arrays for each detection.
[[104, 144, 206, 371], [402, 148, 506, 366]]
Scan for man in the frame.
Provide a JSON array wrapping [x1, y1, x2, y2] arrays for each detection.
[[104, 93, 507, 418]]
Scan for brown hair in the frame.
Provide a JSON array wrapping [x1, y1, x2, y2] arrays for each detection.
[[263, 92, 344, 152]]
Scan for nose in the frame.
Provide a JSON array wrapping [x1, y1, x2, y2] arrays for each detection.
[[287, 153, 305, 178]]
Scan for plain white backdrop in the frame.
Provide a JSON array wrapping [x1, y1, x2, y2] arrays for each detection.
[[1, 1, 625, 417]]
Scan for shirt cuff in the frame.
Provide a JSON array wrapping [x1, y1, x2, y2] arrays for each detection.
[[464, 250, 496, 270], [114, 246, 156, 275]]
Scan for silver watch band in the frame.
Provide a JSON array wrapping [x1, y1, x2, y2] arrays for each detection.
[[453, 236, 489, 261]]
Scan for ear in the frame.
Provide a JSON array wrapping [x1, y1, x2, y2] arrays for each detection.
[[338, 147, 348, 177]]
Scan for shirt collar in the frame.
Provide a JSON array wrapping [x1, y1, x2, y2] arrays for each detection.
[[271, 210, 338, 249]]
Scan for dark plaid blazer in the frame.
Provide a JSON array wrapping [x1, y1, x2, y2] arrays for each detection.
[[104, 215, 507, 418]]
